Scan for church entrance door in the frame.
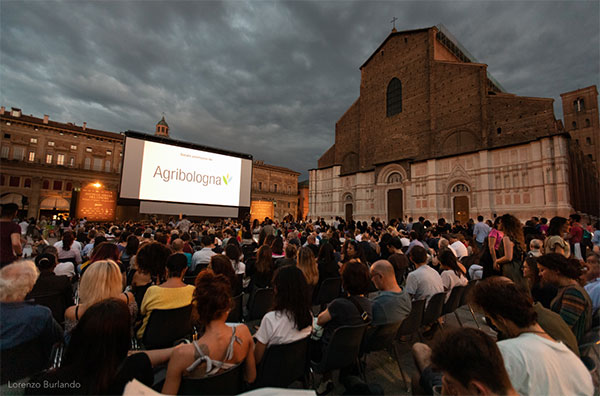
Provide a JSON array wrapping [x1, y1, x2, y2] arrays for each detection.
[[345, 203, 353, 222], [387, 189, 403, 223], [453, 196, 469, 224]]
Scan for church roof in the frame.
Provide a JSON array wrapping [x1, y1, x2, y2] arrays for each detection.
[[157, 116, 169, 127], [360, 27, 432, 69]]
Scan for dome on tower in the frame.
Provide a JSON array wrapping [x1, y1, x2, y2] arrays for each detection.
[[155, 115, 169, 137]]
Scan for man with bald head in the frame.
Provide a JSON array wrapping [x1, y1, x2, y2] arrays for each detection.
[[369, 259, 412, 325]]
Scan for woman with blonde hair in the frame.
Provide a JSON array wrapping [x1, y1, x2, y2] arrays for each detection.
[[64, 260, 136, 333], [297, 247, 319, 295]]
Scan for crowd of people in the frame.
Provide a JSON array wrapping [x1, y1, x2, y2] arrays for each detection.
[[1, 201, 599, 395]]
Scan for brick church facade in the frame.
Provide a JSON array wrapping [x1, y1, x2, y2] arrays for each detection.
[[309, 26, 599, 223]]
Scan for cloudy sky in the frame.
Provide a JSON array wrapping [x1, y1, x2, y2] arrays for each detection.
[[1, 1, 598, 179]]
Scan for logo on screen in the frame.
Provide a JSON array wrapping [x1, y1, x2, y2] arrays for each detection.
[[223, 173, 232, 185]]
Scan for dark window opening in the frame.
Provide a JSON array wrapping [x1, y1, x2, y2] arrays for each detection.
[[66, 182, 73, 191], [42, 180, 50, 189], [3, 133, 10, 139], [497, 128, 502, 134], [572, 121, 577, 129], [588, 154, 593, 161], [53, 181, 62, 190], [386, 78, 403, 117], [24, 178, 31, 188], [586, 137, 592, 145], [9, 176, 19, 187], [585, 119, 591, 128]]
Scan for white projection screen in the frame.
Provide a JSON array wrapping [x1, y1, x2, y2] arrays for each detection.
[[119, 132, 252, 217]]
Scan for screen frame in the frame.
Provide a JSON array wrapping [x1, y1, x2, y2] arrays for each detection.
[[118, 130, 253, 210]]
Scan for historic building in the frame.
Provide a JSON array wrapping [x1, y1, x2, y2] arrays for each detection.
[[0, 106, 124, 219], [0, 107, 301, 221], [309, 26, 599, 223], [250, 161, 300, 221], [297, 180, 309, 220], [561, 86, 599, 175]]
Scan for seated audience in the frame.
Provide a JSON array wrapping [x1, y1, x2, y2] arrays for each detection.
[[254, 266, 313, 363], [136, 254, 195, 340], [209, 254, 241, 296], [191, 235, 216, 273], [413, 328, 518, 396], [583, 253, 600, 313], [297, 246, 319, 293], [160, 270, 256, 394], [130, 241, 171, 307], [65, 260, 136, 333], [387, 252, 409, 285], [53, 231, 82, 266], [0, 261, 62, 365], [369, 260, 411, 325], [315, 259, 373, 393], [274, 243, 297, 269], [522, 256, 557, 308], [27, 299, 157, 395], [447, 234, 468, 259], [527, 239, 543, 258], [438, 249, 468, 302], [316, 242, 340, 284], [42, 246, 75, 279], [170, 238, 191, 267], [246, 245, 274, 289], [537, 253, 593, 342], [471, 277, 592, 395], [225, 243, 246, 275], [544, 216, 571, 258], [405, 246, 444, 305], [26, 253, 74, 325]]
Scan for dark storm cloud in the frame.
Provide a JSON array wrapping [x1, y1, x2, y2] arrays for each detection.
[[1, 1, 598, 178]]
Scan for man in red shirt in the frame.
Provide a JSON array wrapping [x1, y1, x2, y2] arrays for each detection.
[[0, 203, 23, 267], [567, 214, 584, 260]]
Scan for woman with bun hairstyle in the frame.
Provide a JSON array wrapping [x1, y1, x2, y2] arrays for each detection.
[[160, 270, 256, 394], [493, 214, 527, 288], [537, 253, 592, 342]]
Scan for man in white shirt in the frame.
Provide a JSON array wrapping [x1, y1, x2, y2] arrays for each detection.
[[472, 278, 593, 396], [404, 246, 444, 305], [447, 234, 468, 259], [472, 215, 491, 249], [191, 235, 216, 273]]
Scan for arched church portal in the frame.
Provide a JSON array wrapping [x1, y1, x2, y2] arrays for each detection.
[[451, 183, 470, 224], [387, 189, 403, 223]]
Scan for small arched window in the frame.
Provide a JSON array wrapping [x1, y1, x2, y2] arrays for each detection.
[[386, 78, 402, 117], [572, 121, 577, 129], [585, 119, 591, 127], [24, 178, 31, 188], [42, 179, 50, 189]]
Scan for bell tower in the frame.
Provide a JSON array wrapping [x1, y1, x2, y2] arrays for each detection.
[[155, 115, 169, 137]]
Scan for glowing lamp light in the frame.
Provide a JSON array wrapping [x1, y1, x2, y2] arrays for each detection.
[[92, 182, 102, 188]]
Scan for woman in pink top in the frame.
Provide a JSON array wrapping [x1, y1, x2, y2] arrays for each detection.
[[481, 217, 504, 279]]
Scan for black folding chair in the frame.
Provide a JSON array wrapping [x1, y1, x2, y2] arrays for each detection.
[[1, 337, 50, 384], [233, 274, 244, 297], [419, 292, 446, 339], [141, 305, 193, 349], [394, 299, 426, 391], [178, 363, 244, 395], [31, 292, 69, 326], [248, 288, 274, 322], [442, 286, 466, 326], [312, 277, 342, 312], [254, 336, 310, 388], [458, 280, 480, 328], [227, 293, 243, 323], [310, 322, 370, 382], [359, 321, 403, 380]]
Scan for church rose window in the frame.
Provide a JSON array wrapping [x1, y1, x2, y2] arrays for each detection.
[[386, 78, 402, 117]]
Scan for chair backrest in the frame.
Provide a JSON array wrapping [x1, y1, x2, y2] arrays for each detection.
[[142, 305, 193, 349], [459, 280, 477, 307], [442, 286, 466, 315], [233, 274, 243, 296], [227, 293, 243, 323], [313, 322, 369, 373], [178, 363, 244, 395], [249, 288, 274, 321], [313, 277, 341, 306], [1, 337, 49, 385], [255, 336, 310, 388], [397, 299, 426, 336], [32, 292, 67, 326], [421, 292, 446, 327], [362, 321, 402, 354], [183, 275, 197, 285]]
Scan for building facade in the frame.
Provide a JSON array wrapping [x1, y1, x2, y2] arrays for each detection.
[[251, 160, 300, 221], [560, 86, 599, 175], [309, 26, 599, 223], [0, 106, 124, 220], [297, 180, 309, 220]]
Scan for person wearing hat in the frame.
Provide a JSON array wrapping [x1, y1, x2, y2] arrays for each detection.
[[27, 253, 74, 325]]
